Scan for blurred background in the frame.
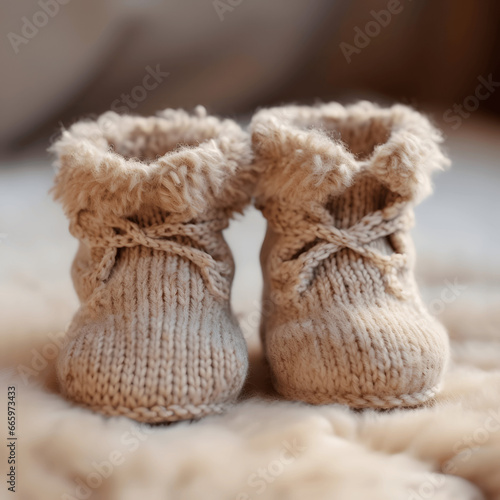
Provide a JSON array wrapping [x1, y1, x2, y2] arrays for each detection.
[[1, 0, 500, 155], [1, 0, 499, 352]]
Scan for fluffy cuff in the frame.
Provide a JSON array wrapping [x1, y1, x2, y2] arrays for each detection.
[[251, 101, 450, 205], [50, 106, 254, 219]]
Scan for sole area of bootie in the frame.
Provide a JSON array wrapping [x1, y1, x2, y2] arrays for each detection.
[[271, 379, 440, 410], [57, 373, 242, 423], [56, 346, 246, 423], [80, 401, 234, 423]]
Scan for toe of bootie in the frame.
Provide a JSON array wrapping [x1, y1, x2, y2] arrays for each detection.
[[265, 302, 449, 409], [57, 308, 248, 423]]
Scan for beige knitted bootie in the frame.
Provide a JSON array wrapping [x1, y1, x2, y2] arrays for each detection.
[[51, 107, 254, 422], [252, 102, 450, 409]]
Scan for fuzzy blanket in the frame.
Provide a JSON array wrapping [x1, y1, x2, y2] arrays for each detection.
[[1, 120, 499, 499]]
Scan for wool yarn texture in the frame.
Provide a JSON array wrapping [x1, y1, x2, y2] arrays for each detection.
[[251, 101, 451, 409], [51, 106, 255, 422]]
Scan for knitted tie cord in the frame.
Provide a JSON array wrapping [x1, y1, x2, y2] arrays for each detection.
[[51, 107, 254, 422], [251, 101, 451, 409]]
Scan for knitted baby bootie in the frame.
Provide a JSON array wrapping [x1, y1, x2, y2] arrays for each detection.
[[51, 107, 254, 422], [251, 102, 450, 409]]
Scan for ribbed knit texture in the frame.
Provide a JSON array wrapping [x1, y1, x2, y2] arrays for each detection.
[[252, 101, 451, 409], [51, 106, 254, 422]]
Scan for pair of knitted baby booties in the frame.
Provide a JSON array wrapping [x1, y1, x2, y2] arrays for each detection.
[[51, 102, 450, 423]]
